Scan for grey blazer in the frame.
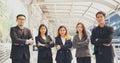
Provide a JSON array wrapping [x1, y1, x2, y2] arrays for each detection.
[[73, 34, 91, 57]]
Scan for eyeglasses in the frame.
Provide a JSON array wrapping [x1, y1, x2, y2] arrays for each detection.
[[18, 18, 25, 21]]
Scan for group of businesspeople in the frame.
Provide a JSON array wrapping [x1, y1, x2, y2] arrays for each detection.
[[10, 11, 115, 63]]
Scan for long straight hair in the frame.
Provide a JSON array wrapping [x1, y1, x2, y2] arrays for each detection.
[[76, 22, 88, 39], [57, 26, 70, 40], [38, 24, 48, 36]]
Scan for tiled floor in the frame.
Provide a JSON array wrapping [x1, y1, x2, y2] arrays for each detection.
[[4, 48, 120, 63]]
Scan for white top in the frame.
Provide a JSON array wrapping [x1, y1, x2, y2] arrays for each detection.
[[42, 36, 46, 40], [79, 35, 82, 40], [18, 25, 24, 29], [61, 37, 66, 45]]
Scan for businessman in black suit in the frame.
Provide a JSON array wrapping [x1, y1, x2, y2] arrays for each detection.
[[91, 11, 114, 63], [10, 14, 34, 63]]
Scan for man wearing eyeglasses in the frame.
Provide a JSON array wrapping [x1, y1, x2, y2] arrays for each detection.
[[10, 14, 34, 63]]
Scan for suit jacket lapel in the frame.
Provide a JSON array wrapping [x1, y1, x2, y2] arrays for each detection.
[[38, 36, 46, 44], [16, 26, 24, 36], [59, 36, 67, 45], [58, 36, 64, 45], [23, 28, 26, 37], [77, 34, 81, 41], [77, 34, 85, 42], [81, 36, 85, 42]]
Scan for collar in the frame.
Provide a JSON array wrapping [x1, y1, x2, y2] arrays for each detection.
[[17, 25, 24, 29]]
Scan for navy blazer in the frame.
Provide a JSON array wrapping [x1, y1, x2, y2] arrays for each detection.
[[55, 36, 72, 62], [35, 35, 54, 58]]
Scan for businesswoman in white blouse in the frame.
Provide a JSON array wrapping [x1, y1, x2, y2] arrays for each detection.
[[55, 25, 73, 63]]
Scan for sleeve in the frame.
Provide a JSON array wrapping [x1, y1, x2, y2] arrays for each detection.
[[35, 37, 47, 50], [72, 36, 77, 48], [25, 29, 33, 45], [55, 37, 59, 45], [97, 27, 113, 44], [91, 28, 101, 46], [10, 27, 26, 45], [73, 36, 89, 48], [46, 35, 54, 48], [77, 38, 89, 47], [28, 29, 33, 39]]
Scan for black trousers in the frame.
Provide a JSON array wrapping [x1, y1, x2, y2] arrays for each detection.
[[76, 57, 91, 63], [56, 59, 71, 63], [95, 46, 114, 63], [12, 59, 29, 63], [12, 54, 29, 63], [38, 57, 53, 63], [95, 54, 114, 63]]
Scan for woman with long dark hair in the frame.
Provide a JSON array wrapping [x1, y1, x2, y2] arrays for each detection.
[[73, 22, 91, 63], [35, 24, 54, 63]]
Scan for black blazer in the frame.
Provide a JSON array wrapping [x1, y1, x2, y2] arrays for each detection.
[[55, 36, 72, 62], [91, 25, 114, 57], [10, 26, 32, 59], [35, 35, 54, 58]]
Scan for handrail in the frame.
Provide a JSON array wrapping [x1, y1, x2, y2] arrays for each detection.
[[0, 49, 10, 63]]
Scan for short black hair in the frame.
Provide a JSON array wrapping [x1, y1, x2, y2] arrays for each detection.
[[96, 11, 106, 17], [16, 14, 26, 19]]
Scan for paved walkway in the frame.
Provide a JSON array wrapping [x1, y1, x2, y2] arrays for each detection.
[[4, 48, 120, 63]]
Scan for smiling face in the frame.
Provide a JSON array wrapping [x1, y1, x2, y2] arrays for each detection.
[[16, 16, 26, 26]]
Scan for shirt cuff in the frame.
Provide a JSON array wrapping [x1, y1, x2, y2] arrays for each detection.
[[26, 40, 29, 44]]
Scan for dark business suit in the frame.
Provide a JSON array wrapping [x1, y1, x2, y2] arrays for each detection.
[[91, 25, 114, 63], [35, 35, 54, 63], [10, 26, 32, 63], [55, 36, 72, 63]]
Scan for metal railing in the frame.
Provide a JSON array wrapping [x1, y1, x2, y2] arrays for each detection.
[[0, 48, 10, 63], [112, 41, 120, 63]]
